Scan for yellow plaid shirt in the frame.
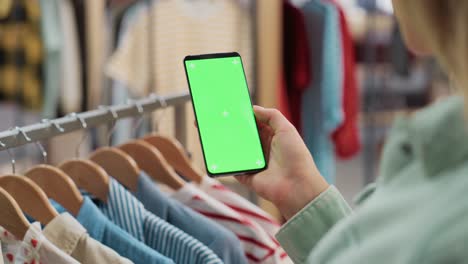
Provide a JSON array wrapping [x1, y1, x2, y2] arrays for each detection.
[[0, 0, 43, 109]]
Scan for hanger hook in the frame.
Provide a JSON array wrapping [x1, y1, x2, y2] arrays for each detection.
[[99, 105, 119, 146], [68, 112, 88, 158], [42, 118, 65, 133], [150, 93, 168, 108], [14, 126, 31, 142], [127, 99, 146, 138], [0, 141, 15, 174], [15, 126, 47, 164], [74, 113, 87, 129], [131, 99, 144, 114], [150, 93, 168, 132], [35, 141, 48, 164]]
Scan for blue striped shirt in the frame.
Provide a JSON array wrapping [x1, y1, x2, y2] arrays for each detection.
[[136, 171, 248, 264], [51, 197, 174, 264], [96, 178, 223, 264]]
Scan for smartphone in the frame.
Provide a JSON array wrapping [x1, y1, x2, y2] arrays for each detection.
[[184, 52, 267, 177]]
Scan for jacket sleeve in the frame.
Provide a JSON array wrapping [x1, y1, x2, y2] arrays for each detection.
[[276, 185, 352, 263]]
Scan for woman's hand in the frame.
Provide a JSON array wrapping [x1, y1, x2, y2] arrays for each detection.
[[236, 106, 329, 220]]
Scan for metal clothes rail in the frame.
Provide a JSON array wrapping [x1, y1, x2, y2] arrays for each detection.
[[0, 92, 191, 151]]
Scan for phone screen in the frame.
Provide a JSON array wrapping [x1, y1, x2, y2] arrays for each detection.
[[184, 53, 266, 176]]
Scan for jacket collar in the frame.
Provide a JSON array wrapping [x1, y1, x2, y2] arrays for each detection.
[[409, 96, 468, 177], [382, 96, 468, 179]]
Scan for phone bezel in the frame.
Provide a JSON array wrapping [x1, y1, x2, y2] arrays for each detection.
[[183, 52, 267, 177]]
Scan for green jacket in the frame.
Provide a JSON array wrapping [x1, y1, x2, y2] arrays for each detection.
[[276, 96, 468, 263]]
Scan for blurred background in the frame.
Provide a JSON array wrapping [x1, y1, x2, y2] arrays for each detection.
[[0, 0, 452, 219]]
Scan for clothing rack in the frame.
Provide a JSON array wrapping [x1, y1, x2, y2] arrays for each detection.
[[0, 92, 191, 151]]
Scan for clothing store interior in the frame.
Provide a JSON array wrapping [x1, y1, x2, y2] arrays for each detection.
[[0, 0, 453, 263]]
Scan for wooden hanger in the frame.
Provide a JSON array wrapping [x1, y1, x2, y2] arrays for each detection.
[[119, 140, 185, 190], [25, 165, 84, 217], [59, 159, 110, 202], [89, 147, 140, 192], [0, 175, 59, 225], [0, 187, 30, 239], [142, 133, 204, 183]]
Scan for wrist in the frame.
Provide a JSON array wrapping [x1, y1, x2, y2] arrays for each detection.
[[278, 174, 329, 220]]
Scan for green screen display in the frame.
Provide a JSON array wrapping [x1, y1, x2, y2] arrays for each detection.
[[185, 54, 266, 175]]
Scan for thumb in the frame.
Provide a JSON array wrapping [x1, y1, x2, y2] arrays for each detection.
[[253, 106, 292, 133]]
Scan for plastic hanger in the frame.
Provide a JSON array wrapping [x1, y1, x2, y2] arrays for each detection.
[[89, 106, 140, 192], [0, 187, 30, 240], [0, 175, 59, 225], [59, 113, 110, 202], [143, 133, 204, 183], [119, 140, 185, 190]]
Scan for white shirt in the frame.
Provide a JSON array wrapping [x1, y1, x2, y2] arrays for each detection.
[[0, 239, 3, 264], [43, 213, 132, 264], [57, 0, 82, 114], [0, 223, 80, 264]]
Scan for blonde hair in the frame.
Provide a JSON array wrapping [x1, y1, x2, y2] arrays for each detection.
[[395, 1, 468, 99]]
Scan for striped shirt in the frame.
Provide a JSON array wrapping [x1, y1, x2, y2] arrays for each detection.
[[173, 183, 286, 264], [198, 177, 292, 263], [96, 178, 222, 264]]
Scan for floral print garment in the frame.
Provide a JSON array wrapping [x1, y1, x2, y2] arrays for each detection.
[[0, 223, 79, 264]]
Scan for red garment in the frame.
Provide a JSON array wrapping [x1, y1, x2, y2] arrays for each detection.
[[330, 3, 361, 159], [282, 1, 311, 132], [277, 73, 292, 121]]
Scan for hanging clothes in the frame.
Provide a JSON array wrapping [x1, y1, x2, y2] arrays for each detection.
[[172, 183, 288, 264], [278, 74, 293, 122], [57, 0, 82, 115], [85, 0, 107, 109], [43, 212, 133, 264], [199, 177, 281, 238], [0, 0, 13, 19], [38, 0, 62, 118], [390, 25, 410, 77], [0, 0, 43, 110], [107, 0, 253, 97], [282, 0, 311, 132], [110, 3, 146, 145], [135, 171, 248, 264], [301, 0, 344, 183], [329, 1, 361, 159], [198, 177, 293, 263], [106, 0, 254, 167], [95, 178, 223, 264], [0, 223, 80, 264], [52, 197, 173, 264], [69, 0, 88, 112]]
